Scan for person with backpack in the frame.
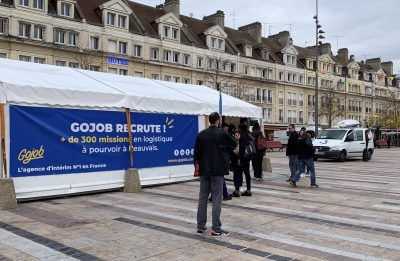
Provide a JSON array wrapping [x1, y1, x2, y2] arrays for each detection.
[[251, 122, 266, 181], [232, 123, 255, 197], [290, 129, 319, 188]]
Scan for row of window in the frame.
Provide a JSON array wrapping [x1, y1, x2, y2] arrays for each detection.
[[256, 89, 273, 103], [278, 71, 304, 84], [17, 54, 101, 71]]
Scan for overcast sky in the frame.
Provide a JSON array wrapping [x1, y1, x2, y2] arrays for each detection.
[[137, 0, 400, 74]]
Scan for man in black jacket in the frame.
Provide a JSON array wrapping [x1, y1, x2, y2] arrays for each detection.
[[286, 124, 299, 182], [195, 112, 236, 236]]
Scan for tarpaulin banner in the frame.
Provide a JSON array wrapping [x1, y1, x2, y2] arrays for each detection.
[[10, 105, 198, 177]]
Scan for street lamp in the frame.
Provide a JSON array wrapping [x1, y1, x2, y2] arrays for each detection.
[[313, 0, 325, 137]]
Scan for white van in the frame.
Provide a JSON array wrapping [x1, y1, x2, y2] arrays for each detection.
[[313, 128, 374, 161]]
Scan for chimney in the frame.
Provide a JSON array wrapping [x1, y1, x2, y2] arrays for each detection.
[[366, 58, 382, 71], [239, 22, 262, 43], [158, 0, 180, 17], [203, 10, 225, 28], [270, 31, 290, 46], [319, 43, 332, 55], [381, 61, 393, 75], [349, 54, 355, 62], [337, 48, 349, 64]]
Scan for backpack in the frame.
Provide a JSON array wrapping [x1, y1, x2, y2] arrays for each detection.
[[244, 140, 256, 160]]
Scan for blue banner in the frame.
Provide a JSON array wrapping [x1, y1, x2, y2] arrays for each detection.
[[10, 105, 198, 177], [107, 56, 129, 66]]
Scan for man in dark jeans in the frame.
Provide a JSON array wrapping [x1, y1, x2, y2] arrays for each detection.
[[286, 124, 299, 182], [290, 130, 318, 188], [195, 112, 236, 236]]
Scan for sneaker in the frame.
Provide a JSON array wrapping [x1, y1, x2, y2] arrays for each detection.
[[241, 190, 252, 197], [209, 229, 229, 236], [197, 227, 207, 234], [223, 195, 232, 201], [289, 180, 297, 187], [231, 191, 241, 197], [311, 184, 319, 188]]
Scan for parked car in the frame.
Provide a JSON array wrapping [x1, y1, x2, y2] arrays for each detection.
[[313, 128, 374, 162]]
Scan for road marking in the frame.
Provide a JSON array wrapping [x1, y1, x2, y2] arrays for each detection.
[[94, 199, 386, 261], [304, 229, 400, 251]]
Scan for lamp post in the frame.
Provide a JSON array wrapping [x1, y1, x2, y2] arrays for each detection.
[[313, 0, 325, 136]]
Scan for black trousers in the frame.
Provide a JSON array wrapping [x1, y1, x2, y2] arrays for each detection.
[[252, 152, 264, 178], [233, 161, 251, 191]]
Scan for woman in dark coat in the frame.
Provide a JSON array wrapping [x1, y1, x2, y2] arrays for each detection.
[[232, 123, 254, 197], [251, 122, 266, 181]]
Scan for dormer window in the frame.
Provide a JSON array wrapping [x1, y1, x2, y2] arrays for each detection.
[[172, 28, 179, 40], [118, 15, 126, 28], [285, 54, 296, 65], [100, 0, 132, 30], [19, 0, 29, 7], [107, 13, 116, 26], [33, 0, 43, 9], [210, 37, 225, 51], [245, 45, 252, 57], [61, 2, 72, 17], [156, 12, 183, 42], [162, 25, 179, 41]]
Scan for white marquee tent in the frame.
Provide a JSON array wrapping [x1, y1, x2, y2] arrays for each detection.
[[0, 58, 261, 199], [0, 58, 261, 118]]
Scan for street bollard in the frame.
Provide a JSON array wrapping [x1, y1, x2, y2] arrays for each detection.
[[262, 157, 272, 173], [0, 178, 17, 210], [124, 168, 141, 193]]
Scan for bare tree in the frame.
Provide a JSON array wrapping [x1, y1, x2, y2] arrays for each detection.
[[318, 86, 345, 128]]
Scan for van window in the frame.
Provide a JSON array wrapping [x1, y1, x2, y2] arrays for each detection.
[[355, 130, 364, 141], [318, 129, 347, 139], [346, 131, 354, 142]]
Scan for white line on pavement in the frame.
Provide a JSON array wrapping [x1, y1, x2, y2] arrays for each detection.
[[89, 199, 387, 261]]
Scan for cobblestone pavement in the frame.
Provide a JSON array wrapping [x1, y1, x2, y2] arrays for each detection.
[[1, 149, 400, 260]]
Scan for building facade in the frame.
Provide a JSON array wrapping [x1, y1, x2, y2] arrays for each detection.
[[0, 0, 399, 133]]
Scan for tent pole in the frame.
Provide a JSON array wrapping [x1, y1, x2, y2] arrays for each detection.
[[125, 108, 134, 168], [123, 108, 141, 193], [0, 104, 6, 178]]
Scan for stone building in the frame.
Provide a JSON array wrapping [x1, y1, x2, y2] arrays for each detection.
[[0, 0, 398, 133]]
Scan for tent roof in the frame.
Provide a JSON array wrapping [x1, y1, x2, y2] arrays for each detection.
[[0, 58, 261, 118]]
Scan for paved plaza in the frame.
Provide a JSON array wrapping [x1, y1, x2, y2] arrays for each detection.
[[1, 149, 400, 260]]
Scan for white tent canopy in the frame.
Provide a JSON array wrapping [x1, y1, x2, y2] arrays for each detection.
[[0, 58, 261, 118]]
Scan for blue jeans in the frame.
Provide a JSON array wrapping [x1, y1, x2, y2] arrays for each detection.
[[292, 158, 316, 185]]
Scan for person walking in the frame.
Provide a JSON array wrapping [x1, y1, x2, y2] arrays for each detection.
[[251, 122, 266, 181], [286, 124, 299, 182], [290, 130, 318, 188], [195, 112, 236, 236], [232, 123, 254, 197]]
